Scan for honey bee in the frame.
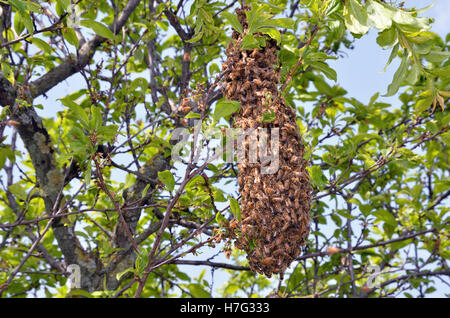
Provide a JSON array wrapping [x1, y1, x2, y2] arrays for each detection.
[[250, 49, 261, 59], [270, 196, 281, 204], [227, 82, 237, 96], [256, 192, 269, 201], [259, 68, 271, 80], [291, 177, 300, 184], [262, 80, 272, 89], [252, 78, 263, 86], [254, 201, 265, 210], [281, 222, 290, 232], [290, 209, 297, 221], [243, 174, 253, 183], [265, 187, 275, 196], [282, 212, 291, 222], [261, 257, 276, 266], [291, 187, 301, 200], [253, 247, 263, 259], [264, 230, 272, 242], [274, 235, 285, 247], [290, 232, 304, 242], [229, 70, 238, 81], [253, 266, 264, 275], [242, 216, 253, 224], [274, 202, 282, 212], [242, 80, 251, 90], [246, 57, 255, 64], [242, 106, 252, 117], [290, 156, 299, 165], [285, 123, 297, 132], [286, 198, 293, 208], [276, 181, 284, 192]]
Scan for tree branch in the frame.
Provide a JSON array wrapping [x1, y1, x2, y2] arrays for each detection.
[[30, 0, 141, 99]]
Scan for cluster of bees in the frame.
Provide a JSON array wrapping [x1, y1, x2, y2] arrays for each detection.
[[217, 7, 312, 278]]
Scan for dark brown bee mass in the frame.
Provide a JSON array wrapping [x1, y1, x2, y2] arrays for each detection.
[[220, 7, 312, 277]]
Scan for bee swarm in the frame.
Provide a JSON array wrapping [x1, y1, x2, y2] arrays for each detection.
[[220, 7, 312, 278]]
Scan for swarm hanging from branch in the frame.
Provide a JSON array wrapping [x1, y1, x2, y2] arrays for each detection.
[[221, 7, 312, 277]]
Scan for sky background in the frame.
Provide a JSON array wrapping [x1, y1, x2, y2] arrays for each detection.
[[12, 0, 450, 297]]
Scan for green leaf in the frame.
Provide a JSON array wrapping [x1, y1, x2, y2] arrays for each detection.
[[213, 99, 240, 121], [158, 170, 175, 192], [279, 48, 298, 67], [384, 52, 409, 97], [187, 284, 210, 298], [229, 197, 241, 221], [366, 0, 393, 31], [80, 19, 116, 40], [134, 249, 149, 276], [30, 37, 53, 54], [414, 94, 433, 114], [14, 11, 25, 35], [0, 147, 13, 170], [304, 51, 337, 63], [116, 268, 134, 281], [246, 6, 271, 35], [260, 28, 281, 44], [62, 27, 80, 48], [240, 34, 264, 50], [373, 209, 397, 227], [19, 12, 33, 34], [186, 29, 204, 43], [23, 0, 41, 13], [423, 50, 450, 63], [199, 8, 213, 24], [429, 65, 450, 78], [389, 238, 412, 250], [376, 27, 397, 48], [154, 20, 168, 31], [8, 0, 27, 14], [405, 62, 420, 84], [60, 97, 89, 127], [382, 43, 399, 72], [310, 61, 337, 81], [391, 7, 431, 34], [97, 125, 119, 141], [264, 18, 295, 30], [343, 0, 370, 35], [325, 0, 341, 17], [308, 166, 327, 188], [84, 161, 92, 185], [141, 184, 151, 199], [221, 12, 243, 34], [66, 289, 93, 298], [261, 110, 276, 123], [314, 77, 334, 96], [185, 111, 202, 119], [8, 183, 27, 201], [215, 211, 227, 225], [56, 0, 71, 12], [90, 106, 102, 130], [1, 62, 14, 85], [175, 271, 191, 282]]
